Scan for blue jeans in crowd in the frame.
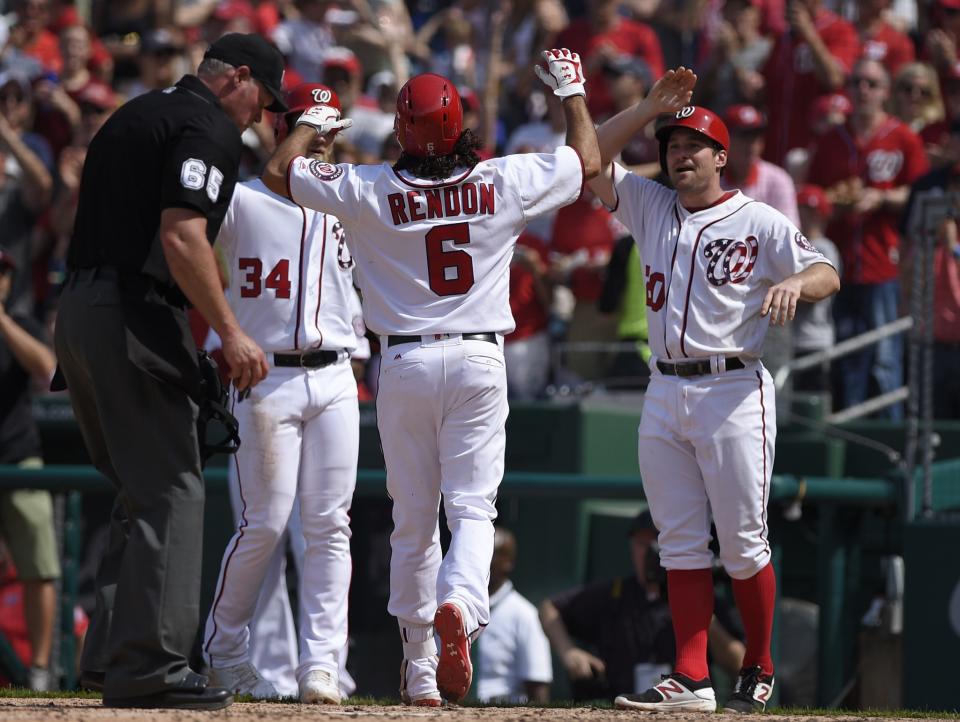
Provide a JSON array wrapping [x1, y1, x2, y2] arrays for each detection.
[[832, 280, 904, 421]]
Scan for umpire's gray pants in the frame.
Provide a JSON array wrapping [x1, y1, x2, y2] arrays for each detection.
[[54, 278, 204, 698]]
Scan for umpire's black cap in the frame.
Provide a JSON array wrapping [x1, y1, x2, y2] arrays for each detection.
[[204, 33, 288, 113]]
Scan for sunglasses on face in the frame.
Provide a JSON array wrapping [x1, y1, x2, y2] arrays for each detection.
[[849, 76, 884, 89], [898, 83, 932, 98]]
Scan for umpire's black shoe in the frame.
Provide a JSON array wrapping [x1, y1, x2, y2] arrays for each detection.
[[103, 671, 232, 710], [723, 665, 775, 713], [79, 670, 104, 692]]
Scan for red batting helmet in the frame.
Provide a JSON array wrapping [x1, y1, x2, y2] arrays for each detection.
[[655, 105, 730, 176], [275, 83, 342, 143], [395, 73, 463, 158]]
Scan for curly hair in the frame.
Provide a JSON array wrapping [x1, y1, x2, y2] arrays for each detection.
[[392, 129, 483, 180]]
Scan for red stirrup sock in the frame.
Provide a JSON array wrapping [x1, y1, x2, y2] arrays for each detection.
[[667, 568, 715, 681], [731, 562, 777, 675]]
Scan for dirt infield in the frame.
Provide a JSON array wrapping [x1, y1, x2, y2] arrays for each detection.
[[1, 698, 954, 722]]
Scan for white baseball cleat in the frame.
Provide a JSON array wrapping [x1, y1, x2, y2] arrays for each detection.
[[614, 672, 717, 712], [208, 661, 279, 699], [399, 656, 442, 707], [299, 669, 341, 704]]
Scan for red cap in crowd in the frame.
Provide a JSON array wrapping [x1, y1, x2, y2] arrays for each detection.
[[323, 47, 362, 77], [811, 93, 852, 119], [213, 0, 257, 23], [723, 104, 767, 133], [797, 184, 833, 218], [936, 0, 960, 10], [75, 81, 117, 111]]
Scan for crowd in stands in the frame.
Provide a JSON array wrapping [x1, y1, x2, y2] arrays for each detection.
[[1, 0, 960, 420]]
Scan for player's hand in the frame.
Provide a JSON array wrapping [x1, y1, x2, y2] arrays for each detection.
[[220, 327, 269, 392], [561, 647, 606, 681], [295, 104, 354, 137], [535, 48, 586, 99], [642, 67, 697, 116], [761, 275, 804, 326]]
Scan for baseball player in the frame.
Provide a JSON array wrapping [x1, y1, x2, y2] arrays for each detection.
[[587, 69, 840, 713], [202, 83, 360, 705], [261, 49, 600, 705]]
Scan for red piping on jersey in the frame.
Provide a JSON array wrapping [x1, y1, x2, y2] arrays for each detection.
[[293, 206, 308, 350], [570, 145, 586, 202], [314, 213, 328, 345], [756, 369, 770, 556], [663, 205, 683, 360], [285, 156, 299, 202], [678, 199, 756, 357], [390, 163, 477, 188], [204, 392, 247, 662], [609, 165, 621, 213]]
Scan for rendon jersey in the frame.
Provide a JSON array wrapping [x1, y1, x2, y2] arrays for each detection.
[[610, 167, 835, 360], [216, 179, 357, 354], [287, 146, 584, 335]]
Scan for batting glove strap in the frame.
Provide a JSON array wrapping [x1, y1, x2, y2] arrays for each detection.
[[535, 48, 587, 99], [295, 104, 354, 136]]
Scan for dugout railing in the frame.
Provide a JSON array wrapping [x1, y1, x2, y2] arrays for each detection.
[[0, 464, 898, 704]]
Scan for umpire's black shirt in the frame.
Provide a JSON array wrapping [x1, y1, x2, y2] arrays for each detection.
[[64, 75, 242, 399], [68, 74, 242, 275]]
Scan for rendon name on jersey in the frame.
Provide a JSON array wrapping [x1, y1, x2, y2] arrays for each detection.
[[286, 146, 584, 336]]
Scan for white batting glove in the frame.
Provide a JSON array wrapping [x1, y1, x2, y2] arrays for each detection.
[[295, 104, 354, 136], [535, 48, 586, 99]]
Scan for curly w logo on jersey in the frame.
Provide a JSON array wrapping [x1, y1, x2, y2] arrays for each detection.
[[703, 235, 759, 286]]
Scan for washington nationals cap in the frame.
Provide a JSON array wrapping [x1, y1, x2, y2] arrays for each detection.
[[724, 104, 767, 133], [797, 184, 833, 218], [203, 33, 287, 112]]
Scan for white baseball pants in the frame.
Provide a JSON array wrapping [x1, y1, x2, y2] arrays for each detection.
[[204, 360, 359, 680], [376, 335, 508, 655], [638, 360, 776, 580]]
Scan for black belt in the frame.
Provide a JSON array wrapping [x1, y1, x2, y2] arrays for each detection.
[[386, 332, 498, 348], [274, 350, 342, 368], [656, 357, 745, 377]]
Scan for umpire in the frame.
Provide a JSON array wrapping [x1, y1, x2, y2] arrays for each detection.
[[53, 33, 282, 709]]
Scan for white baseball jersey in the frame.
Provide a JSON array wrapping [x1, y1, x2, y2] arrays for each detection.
[[610, 166, 835, 361], [217, 178, 357, 353], [286, 146, 584, 334]]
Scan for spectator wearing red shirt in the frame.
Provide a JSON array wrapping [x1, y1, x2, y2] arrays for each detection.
[[924, 0, 960, 87], [920, 61, 960, 165], [902, 119, 960, 418], [762, 0, 860, 165], [549, 189, 618, 382], [555, 0, 664, 120], [505, 232, 552, 400], [856, 0, 915, 78], [808, 58, 929, 419], [7, 0, 63, 75]]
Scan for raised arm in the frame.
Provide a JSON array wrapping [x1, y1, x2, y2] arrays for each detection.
[[534, 48, 600, 180], [262, 106, 352, 198], [588, 67, 697, 207]]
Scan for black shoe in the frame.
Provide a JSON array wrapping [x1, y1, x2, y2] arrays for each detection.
[[723, 665, 775, 713], [103, 671, 232, 710], [79, 671, 105, 692], [614, 672, 717, 712]]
